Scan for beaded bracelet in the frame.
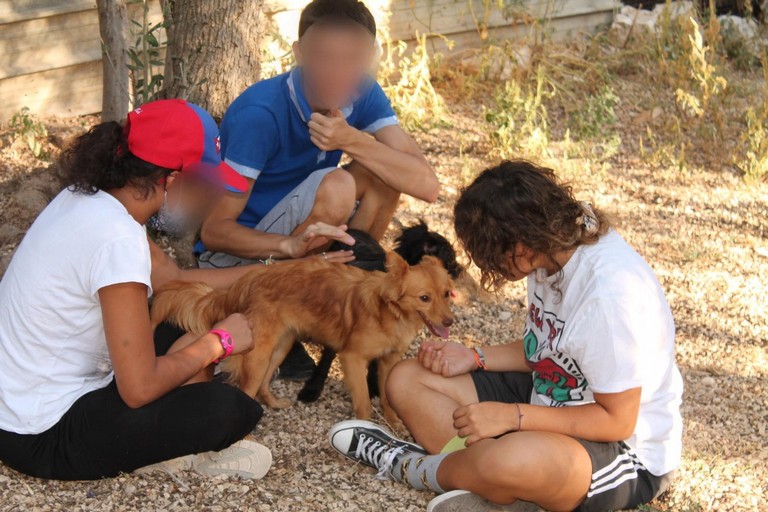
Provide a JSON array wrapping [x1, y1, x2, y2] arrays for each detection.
[[472, 347, 487, 370]]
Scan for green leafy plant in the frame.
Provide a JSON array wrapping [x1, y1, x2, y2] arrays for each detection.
[[568, 85, 619, 140], [7, 107, 48, 159], [484, 65, 553, 159], [126, 0, 168, 106]]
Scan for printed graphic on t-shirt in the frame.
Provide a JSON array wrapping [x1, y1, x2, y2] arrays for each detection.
[[524, 292, 588, 406]]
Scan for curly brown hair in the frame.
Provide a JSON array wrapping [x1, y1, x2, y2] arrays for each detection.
[[60, 121, 173, 199], [454, 160, 610, 292]]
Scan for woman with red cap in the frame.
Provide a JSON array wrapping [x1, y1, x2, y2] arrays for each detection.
[[0, 99, 354, 480]]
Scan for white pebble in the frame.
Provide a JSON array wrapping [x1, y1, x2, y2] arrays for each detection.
[[499, 311, 512, 321]]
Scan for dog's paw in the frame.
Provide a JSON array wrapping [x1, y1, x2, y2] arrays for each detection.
[[270, 396, 292, 409], [297, 385, 322, 403]]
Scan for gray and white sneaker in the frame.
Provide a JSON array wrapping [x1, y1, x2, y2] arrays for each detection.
[[136, 438, 272, 480], [427, 490, 543, 512], [328, 419, 426, 478]]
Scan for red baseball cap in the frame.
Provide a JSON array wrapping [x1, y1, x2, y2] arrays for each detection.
[[125, 99, 248, 193]]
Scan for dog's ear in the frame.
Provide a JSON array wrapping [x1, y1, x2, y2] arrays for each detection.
[[382, 252, 409, 305], [419, 255, 443, 269], [385, 251, 409, 278]]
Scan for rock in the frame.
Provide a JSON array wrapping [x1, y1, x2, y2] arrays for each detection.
[[718, 15, 765, 56], [611, 2, 695, 36], [653, 1, 695, 20], [718, 15, 758, 39], [612, 6, 659, 34], [499, 311, 513, 321], [701, 376, 716, 387]]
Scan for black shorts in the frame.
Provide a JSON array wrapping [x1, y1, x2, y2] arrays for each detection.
[[470, 370, 673, 512]]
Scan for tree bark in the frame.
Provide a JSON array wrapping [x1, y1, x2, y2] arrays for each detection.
[[96, 0, 130, 122], [160, 0, 264, 120]]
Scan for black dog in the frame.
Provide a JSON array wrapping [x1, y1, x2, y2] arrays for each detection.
[[297, 222, 461, 403], [394, 220, 463, 279]]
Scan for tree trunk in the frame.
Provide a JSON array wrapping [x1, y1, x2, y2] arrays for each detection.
[[160, 0, 264, 120], [96, 0, 130, 122]]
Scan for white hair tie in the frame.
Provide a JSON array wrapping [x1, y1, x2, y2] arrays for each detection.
[[578, 201, 599, 235]]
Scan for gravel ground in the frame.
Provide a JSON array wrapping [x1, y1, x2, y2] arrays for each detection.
[[1, 84, 767, 511]]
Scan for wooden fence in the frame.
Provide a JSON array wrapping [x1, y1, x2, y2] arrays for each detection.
[[0, 0, 619, 123]]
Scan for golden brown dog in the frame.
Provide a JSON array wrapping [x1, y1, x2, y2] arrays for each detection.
[[150, 252, 454, 423]]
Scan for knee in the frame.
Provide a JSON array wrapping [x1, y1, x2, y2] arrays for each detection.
[[315, 169, 356, 221], [473, 438, 539, 500], [208, 385, 264, 440], [368, 175, 400, 206], [385, 358, 425, 410]]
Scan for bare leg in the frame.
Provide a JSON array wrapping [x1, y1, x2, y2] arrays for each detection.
[[290, 168, 357, 248], [346, 161, 400, 241], [386, 358, 478, 453], [436, 432, 592, 512]]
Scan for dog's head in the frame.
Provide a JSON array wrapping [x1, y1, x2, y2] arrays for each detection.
[[384, 252, 454, 338], [394, 220, 463, 278]]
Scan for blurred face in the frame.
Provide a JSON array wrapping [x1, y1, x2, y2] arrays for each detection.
[[155, 172, 222, 236], [501, 244, 539, 282], [293, 24, 376, 110]]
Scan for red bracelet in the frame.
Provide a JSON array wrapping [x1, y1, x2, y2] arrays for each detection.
[[210, 329, 233, 363]]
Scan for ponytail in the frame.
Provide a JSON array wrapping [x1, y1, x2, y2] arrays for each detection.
[[60, 121, 172, 199]]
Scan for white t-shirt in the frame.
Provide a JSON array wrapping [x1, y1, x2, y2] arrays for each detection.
[[524, 230, 683, 476], [0, 189, 152, 434]]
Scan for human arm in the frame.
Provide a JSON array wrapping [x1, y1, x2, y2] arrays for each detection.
[[99, 282, 254, 408], [417, 339, 531, 376], [454, 299, 649, 445], [199, 181, 355, 260], [308, 112, 439, 202], [148, 236, 353, 291], [452, 388, 642, 446]]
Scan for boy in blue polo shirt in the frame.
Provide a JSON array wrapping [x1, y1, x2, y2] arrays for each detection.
[[197, 0, 439, 378]]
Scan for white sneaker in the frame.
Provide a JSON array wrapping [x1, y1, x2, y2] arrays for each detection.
[[136, 439, 272, 480], [427, 490, 543, 512]]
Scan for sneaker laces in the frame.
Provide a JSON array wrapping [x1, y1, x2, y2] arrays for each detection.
[[354, 433, 406, 480]]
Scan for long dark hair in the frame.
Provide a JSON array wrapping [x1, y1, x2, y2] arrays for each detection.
[[60, 121, 173, 198], [454, 160, 610, 292]]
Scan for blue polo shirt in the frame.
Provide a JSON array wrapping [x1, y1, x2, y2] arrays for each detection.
[[219, 67, 398, 230]]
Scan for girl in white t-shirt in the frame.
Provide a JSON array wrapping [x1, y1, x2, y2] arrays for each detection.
[[329, 160, 683, 512], [0, 99, 355, 481]]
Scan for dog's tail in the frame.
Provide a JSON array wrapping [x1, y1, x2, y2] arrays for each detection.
[[150, 281, 230, 335]]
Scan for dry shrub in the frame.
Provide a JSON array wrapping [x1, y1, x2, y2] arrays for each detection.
[[378, 34, 451, 131]]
